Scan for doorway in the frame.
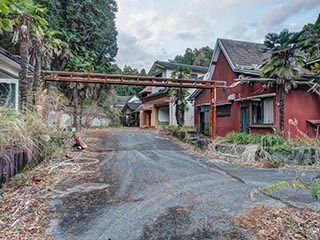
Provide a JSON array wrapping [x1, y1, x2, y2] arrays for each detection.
[[240, 101, 249, 134]]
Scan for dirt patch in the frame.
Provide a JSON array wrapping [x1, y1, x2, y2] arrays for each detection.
[[141, 206, 246, 240], [0, 128, 113, 239], [234, 204, 320, 240]]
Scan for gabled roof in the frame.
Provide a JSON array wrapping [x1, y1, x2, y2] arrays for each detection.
[[140, 86, 152, 94], [126, 102, 141, 111], [191, 38, 270, 100], [148, 60, 208, 76], [209, 38, 270, 77], [219, 39, 269, 70], [114, 96, 131, 106]]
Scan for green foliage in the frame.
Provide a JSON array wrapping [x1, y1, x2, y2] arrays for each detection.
[[261, 29, 305, 92], [224, 132, 284, 147], [310, 180, 320, 200], [0, 0, 14, 34], [262, 178, 320, 200], [37, 0, 118, 71], [169, 46, 214, 67], [299, 14, 320, 60], [113, 65, 146, 96], [164, 125, 181, 137]]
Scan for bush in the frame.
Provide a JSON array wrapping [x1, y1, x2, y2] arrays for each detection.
[[163, 125, 181, 137]]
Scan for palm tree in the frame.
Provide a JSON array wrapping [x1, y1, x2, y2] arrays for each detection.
[[10, 0, 48, 109], [261, 29, 304, 137], [170, 66, 192, 127]]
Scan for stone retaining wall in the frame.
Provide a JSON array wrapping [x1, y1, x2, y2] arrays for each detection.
[[0, 147, 40, 183], [215, 144, 320, 166]]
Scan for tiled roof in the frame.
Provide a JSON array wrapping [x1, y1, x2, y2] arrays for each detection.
[[115, 96, 130, 106], [126, 102, 141, 111], [218, 38, 270, 74], [140, 86, 152, 94], [154, 61, 208, 73]]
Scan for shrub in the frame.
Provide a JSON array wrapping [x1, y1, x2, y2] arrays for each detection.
[[310, 180, 320, 200], [224, 132, 284, 147]]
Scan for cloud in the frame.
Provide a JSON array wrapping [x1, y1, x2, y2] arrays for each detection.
[[263, 0, 320, 28], [115, 0, 320, 70]]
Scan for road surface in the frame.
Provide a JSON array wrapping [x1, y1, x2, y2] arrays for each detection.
[[47, 129, 319, 239]]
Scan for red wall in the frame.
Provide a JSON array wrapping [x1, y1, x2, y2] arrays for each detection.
[[285, 87, 320, 138], [194, 51, 320, 138]]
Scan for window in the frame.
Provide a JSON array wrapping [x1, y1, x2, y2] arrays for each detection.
[[217, 105, 231, 116], [222, 87, 226, 97], [251, 98, 274, 124], [191, 73, 198, 79]]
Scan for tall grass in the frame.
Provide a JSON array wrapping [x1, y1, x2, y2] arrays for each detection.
[[0, 107, 68, 160]]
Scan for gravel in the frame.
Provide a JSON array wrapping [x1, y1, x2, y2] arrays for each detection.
[[48, 129, 319, 240]]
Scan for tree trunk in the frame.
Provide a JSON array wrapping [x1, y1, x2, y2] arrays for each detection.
[[73, 85, 78, 129], [19, 16, 30, 110], [279, 84, 286, 137], [175, 89, 185, 127], [33, 41, 41, 105]]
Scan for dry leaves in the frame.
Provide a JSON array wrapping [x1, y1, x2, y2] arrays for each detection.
[[235, 205, 320, 240], [0, 133, 102, 239]]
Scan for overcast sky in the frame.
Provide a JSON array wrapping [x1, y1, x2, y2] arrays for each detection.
[[115, 0, 320, 71]]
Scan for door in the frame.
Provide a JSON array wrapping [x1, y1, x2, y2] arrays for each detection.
[[240, 102, 249, 134]]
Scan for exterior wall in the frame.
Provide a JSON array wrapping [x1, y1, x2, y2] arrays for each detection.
[[149, 67, 207, 128], [285, 87, 320, 138], [0, 54, 20, 79], [0, 54, 20, 110], [194, 51, 277, 137], [194, 50, 320, 138]]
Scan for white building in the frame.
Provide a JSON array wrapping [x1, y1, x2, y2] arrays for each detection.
[[139, 61, 208, 129]]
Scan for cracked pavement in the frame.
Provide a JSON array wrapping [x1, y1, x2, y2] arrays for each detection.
[[47, 129, 319, 239]]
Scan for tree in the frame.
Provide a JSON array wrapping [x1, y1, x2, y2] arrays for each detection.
[[8, 0, 48, 109], [114, 65, 145, 96], [35, 0, 119, 127], [299, 14, 320, 60], [261, 29, 304, 137], [169, 46, 214, 67], [0, 0, 14, 34], [37, 0, 118, 71], [169, 66, 192, 127]]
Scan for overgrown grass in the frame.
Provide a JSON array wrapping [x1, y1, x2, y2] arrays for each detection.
[[223, 132, 285, 147], [0, 107, 69, 162]]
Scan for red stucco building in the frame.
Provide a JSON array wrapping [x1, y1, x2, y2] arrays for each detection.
[[191, 39, 320, 139]]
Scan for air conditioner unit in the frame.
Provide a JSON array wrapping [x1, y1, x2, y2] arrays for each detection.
[[0, 79, 19, 110]]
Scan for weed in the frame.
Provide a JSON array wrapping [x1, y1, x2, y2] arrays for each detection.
[[310, 180, 320, 200], [224, 132, 285, 147]]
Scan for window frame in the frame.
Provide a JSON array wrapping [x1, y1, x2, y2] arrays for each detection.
[[251, 97, 274, 125]]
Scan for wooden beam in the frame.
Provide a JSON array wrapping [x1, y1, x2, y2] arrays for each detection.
[[41, 71, 221, 90]]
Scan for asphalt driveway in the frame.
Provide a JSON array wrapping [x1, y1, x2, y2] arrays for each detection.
[[48, 129, 319, 240]]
